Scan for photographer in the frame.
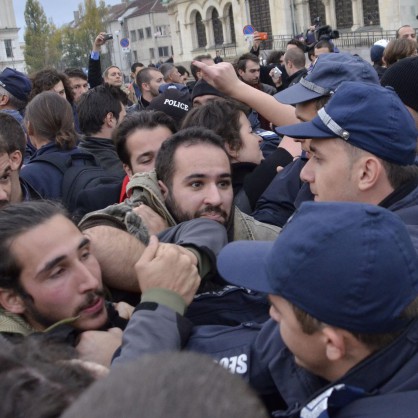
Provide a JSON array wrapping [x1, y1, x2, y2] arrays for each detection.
[[88, 32, 130, 105]]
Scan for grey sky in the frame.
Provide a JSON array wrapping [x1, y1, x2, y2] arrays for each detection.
[[13, 0, 121, 39]]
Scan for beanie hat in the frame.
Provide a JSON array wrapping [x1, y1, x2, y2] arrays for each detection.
[[370, 45, 384, 63], [148, 86, 191, 125], [191, 79, 224, 102], [381, 56, 418, 112]]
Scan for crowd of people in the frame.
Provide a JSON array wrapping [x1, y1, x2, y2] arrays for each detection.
[[0, 23, 417, 417]]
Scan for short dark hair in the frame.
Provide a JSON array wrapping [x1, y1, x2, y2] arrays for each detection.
[[176, 65, 189, 77], [190, 54, 213, 80], [155, 127, 230, 188], [64, 67, 87, 81], [131, 62, 144, 73], [29, 68, 74, 104], [0, 113, 26, 164], [381, 161, 418, 190], [340, 139, 418, 190], [136, 68, 162, 93], [292, 296, 418, 352], [182, 98, 249, 153], [266, 50, 285, 65], [236, 53, 259, 72], [0, 201, 67, 291], [287, 39, 306, 52], [77, 84, 126, 136], [284, 47, 306, 69], [114, 110, 177, 166], [314, 40, 334, 52], [25, 91, 78, 149], [0, 334, 96, 418]]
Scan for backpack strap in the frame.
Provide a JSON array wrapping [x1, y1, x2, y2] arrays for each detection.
[[33, 151, 99, 173]]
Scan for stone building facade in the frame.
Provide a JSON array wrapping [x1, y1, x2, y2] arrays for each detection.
[[0, 0, 25, 72], [164, 0, 417, 62]]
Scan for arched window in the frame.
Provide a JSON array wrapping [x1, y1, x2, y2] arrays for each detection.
[[308, 0, 326, 27], [335, 0, 353, 29], [212, 9, 224, 45], [363, 0, 380, 26], [196, 12, 207, 48], [249, 0, 272, 48]]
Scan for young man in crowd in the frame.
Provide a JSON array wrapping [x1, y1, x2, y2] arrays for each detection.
[[0, 113, 40, 207], [252, 53, 379, 227], [276, 81, 418, 249], [0, 200, 200, 367], [77, 84, 127, 179], [64, 68, 89, 103], [129, 67, 165, 112], [79, 127, 279, 294]]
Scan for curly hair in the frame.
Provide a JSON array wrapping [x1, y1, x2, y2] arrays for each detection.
[[29, 68, 74, 104], [181, 98, 250, 153]]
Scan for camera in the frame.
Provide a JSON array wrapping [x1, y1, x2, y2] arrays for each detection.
[[315, 25, 339, 41], [273, 67, 282, 77], [258, 32, 268, 41], [103, 33, 113, 41]]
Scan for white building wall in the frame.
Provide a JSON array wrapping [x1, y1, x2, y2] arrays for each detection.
[[0, 0, 26, 72], [379, 0, 418, 30]]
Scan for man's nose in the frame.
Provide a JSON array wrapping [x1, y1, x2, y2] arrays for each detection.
[[204, 184, 222, 205]]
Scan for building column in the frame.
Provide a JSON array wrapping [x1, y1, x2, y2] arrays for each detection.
[[202, 19, 213, 48], [321, 0, 336, 28], [295, 0, 311, 34], [219, 16, 229, 44], [351, 0, 364, 30]]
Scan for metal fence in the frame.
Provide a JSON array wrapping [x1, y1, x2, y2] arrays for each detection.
[[216, 43, 238, 57], [191, 43, 237, 59], [272, 28, 416, 50]]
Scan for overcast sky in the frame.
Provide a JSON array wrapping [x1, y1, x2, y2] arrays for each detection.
[[13, 0, 121, 39]]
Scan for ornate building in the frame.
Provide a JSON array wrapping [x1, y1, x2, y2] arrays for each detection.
[[164, 0, 417, 62], [0, 0, 25, 72]]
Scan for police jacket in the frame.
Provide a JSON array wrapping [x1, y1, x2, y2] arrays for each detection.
[[112, 299, 285, 409], [113, 298, 418, 417], [281, 318, 418, 418], [380, 179, 418, 253], [253, 156, 312, 227]]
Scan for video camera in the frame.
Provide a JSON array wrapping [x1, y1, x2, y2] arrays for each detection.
[[315, 25, 339, 41]]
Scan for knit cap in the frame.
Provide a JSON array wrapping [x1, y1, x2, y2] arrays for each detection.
[[370, 39, 388, 63]]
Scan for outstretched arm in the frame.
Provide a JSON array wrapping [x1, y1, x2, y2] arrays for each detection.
[[192, 60, 299, 127]]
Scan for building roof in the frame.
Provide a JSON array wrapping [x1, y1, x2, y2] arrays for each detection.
[[107, 0, 166, 23]]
